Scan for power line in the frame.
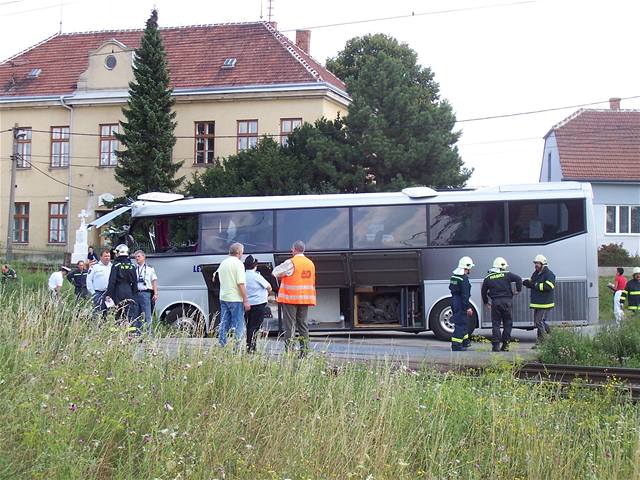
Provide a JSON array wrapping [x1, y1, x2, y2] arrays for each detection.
[[280, 0, 536, 32], [9, 153, 93, 193], [456, 96, 640, 123]]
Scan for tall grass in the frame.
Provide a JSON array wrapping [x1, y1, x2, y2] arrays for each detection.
[[1, 288, 640, 479]]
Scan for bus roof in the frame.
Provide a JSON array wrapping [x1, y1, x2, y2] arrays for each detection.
[[130, 182, 592, 217]]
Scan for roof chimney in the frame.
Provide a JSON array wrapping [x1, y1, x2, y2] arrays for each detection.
[[609, 97, 621, 111], [295, 29, 310, 53]]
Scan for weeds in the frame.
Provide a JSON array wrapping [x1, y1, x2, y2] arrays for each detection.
[[1, 288, 639, 478]]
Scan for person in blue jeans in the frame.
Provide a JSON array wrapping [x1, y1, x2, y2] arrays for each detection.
[[215, 242, 250, 347], [450, 256, 475, 351]]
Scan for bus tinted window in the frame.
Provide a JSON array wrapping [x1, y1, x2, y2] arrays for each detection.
[[353, 205, 427, 249], [201, 211, 273, 254], [276, 208, 349, 251], [429, 202, 505, 246], [509, 199, 585, 243], [132, 215, 199, 254]]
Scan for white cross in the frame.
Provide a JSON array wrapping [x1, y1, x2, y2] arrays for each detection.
[[78, 209, 89, 226]]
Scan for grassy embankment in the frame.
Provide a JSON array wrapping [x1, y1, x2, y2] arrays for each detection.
[[1, 284, 640, 479]]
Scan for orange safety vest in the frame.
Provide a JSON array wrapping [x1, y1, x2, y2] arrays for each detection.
[[277, 255, 316, 305]]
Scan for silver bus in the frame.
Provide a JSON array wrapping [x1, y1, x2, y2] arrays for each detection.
[[93, 182, 598, 340]]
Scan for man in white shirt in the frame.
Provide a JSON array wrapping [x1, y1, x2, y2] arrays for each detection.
[[87, 249, 112, 316], [48, 265, 70, 299], [133, 249, 158, 334], [216, 242, 250, 347]]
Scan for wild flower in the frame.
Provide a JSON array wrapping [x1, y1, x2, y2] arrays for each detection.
[[164, 401, 174, 411]]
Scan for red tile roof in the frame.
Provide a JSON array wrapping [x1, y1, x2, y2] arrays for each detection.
[[550, 109, 640, 181], [0, 22, 346, 97]]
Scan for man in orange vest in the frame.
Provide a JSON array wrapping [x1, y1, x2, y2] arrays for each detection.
[[273, 240, 316, 355]]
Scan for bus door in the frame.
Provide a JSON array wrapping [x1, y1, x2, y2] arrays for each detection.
[[274, 253, 350, 331], [200, 261, 279, 334]]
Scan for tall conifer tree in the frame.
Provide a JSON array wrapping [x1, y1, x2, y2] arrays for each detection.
[[115, 9, 183, 198]]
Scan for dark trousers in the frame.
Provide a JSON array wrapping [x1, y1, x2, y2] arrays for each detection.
[[246, 302, 267, 352], [491, 297, 513, 343], [281, 303, 310, 352], [533, 308, 551, 340], [451, 296, 468, 350]]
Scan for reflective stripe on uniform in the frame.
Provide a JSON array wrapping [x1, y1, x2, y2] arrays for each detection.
[[545, 281, 555, 289], [629, 291, 640, 295], [539, 283, 544, 291], [275, 293, 316, 301], [629, 306, 640, 310], [451, 337, 464, 343], [530, 303, 555, 308], [451, 276, 463, 282], [463, 334, 469, 340]]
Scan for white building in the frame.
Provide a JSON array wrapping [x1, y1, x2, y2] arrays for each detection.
[[540, 97, 640, 256]]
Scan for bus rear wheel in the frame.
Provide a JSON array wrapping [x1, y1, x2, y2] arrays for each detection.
[[429, 299, 477, 341], [163, 306, 205, 337]]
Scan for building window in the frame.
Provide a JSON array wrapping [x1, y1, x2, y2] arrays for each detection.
[[606, 205, 640, 234], [13, 202, 29, 243], [48, 202, 67, 243], [194, 122, 215, 164], [280, 118, 302, 146], [50, 126, 70, 167], [547, 152, 551, 181], [99, 124, 119, 167], [237, 120, 258, 152], [16, 128, 32, 168]]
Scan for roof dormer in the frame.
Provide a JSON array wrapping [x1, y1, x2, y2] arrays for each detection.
[[76, 39, 134, 91]]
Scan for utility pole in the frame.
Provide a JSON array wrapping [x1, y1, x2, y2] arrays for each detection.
[[5, 125, 21, 262]]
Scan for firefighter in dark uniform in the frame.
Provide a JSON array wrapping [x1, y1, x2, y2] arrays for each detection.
[[621, 267, 640, 315], [481, 256, 523, 352], [67, 260, 89, 299], [450, 256, 475, 351], [106, 244, 139, 332], [522, 254, 555, 345]]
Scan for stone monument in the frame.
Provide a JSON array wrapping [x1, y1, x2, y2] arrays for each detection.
[[71, 209, 90, 263]]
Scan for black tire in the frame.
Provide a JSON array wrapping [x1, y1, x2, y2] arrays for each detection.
[[163, 306, 205, 337], [429, 298, 477, 341]]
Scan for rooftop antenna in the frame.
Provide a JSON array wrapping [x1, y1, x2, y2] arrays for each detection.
[[267, 0, 274, 23], [58, 0, 62, 34], [260, 0, 263, 20]]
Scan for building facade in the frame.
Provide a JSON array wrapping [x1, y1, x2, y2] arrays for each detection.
[[0, 22, 349, 261], [540, 98, 640, 255]]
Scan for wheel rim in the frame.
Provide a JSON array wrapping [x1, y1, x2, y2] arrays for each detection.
[[170, 313, 200, 334], [439, 306, 455, 334]]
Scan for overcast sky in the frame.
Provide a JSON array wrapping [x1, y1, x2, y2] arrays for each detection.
[[1, 0, 639, 187]]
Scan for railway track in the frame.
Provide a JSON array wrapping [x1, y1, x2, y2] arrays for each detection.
[[516, 362, 640, 399]]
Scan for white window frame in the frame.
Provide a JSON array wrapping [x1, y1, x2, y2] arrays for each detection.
[[605, 205, 640, 235]]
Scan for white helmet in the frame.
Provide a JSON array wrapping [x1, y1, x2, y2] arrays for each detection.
[[115, 244, 129, 256], [493, 257, 508, 270], [633, 266, 640, 275], [457, 256, 475, 270], [533, 254, 548, 265]]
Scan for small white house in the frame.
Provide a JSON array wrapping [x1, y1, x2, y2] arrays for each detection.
[[540, 97, 640, 256]]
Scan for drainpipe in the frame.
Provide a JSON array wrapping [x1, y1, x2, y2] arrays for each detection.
[[59, 95, 73, 259]]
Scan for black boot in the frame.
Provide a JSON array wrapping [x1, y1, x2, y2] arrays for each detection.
[[500, 341, 509, 352], [491, 342, 501, 352]]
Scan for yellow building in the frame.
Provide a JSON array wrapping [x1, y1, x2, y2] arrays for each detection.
[[0, 22, 349, 261]]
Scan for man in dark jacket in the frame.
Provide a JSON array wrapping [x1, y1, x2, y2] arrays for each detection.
[[621, 267, 640, 315], [522, 254, 555, 345], [481, 257, 523, 352], [106, 244, 139, 332], [450, 256, 475, 352], [67, 260, 89, 299]]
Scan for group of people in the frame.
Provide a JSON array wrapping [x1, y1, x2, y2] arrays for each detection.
[[47, 245, 159, 335], [609, 266, 640, 322], [215, 240, 316, 354], [449, 253, 556, 352]]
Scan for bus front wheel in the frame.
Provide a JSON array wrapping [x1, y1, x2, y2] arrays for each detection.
[[429, 299, 477, 341], [163, 306, 205, 337]]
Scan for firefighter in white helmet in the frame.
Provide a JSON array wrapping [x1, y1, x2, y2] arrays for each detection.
[[522, 254, 555, 346], [481, 257, 523, 352], [620, 267, 640, 315], [106, 244, 139, 332], [449, 256, 474, 351]]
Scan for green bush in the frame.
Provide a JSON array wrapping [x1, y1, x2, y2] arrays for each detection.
[[597, 243, 640, 266], [539, 315, 640, 367]]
